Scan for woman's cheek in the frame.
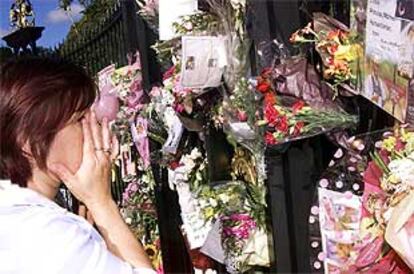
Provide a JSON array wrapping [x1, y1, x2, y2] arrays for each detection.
[[47, 123, 84, 173]]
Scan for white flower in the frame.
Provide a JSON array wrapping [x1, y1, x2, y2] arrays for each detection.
[[199, 199, 208, 208], [218, 193, 230, 203], [388, 157, 414, 187], [190, 148, 202, 160], [125, 217, 132, 224], [230, 0, 246, 8], [181, 156, 196, 171], [209, 198, 218, 207], [195, 171, 203, 181]]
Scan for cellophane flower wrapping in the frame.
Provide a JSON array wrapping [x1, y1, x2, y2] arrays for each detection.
[[308, 127, 414, 273]]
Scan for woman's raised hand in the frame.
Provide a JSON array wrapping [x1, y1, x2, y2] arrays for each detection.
[[50, 111, 119, 210]]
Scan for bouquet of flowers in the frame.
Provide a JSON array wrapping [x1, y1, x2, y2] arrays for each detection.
[[96, 56, 164, 273], [256, 68, 357, 145], [121, 171, 163, 272], [290, 16, 363, 94], [308, 128, 413, 273], [360, 127, 414, 271]]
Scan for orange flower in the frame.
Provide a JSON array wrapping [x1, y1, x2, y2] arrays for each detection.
[[289, 30, 302, 43], [327, 29, 341, 43], [327, 43, 339, 55], [257, 80, 271, 94], [264, 93, 277, 106]]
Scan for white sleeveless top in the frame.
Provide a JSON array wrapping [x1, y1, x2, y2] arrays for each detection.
[[0, 180, 156, 274]]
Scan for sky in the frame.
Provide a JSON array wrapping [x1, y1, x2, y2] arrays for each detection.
[[0, 0, 84, 48]]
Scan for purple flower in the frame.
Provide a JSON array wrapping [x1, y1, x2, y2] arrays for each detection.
[[130, 183, 138, 193]]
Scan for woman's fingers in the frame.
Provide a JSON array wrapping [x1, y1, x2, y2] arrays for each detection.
[[111, 135, 119, 161], [90, 111, 103, 151], [102, 117, 112, 152], [82, 113, 95, 156], [49, 163, 75, 188]]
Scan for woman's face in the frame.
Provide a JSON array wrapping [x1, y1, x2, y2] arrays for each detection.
[[46, 118, 84, 176]]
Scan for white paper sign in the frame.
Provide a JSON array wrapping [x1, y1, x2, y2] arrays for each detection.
[[180, 36, 228, 89], [162, 110, 184, 154], [159, 0, 198, 41], [365, 0, 402, 63], [363, 0, 414, 122], [174, 182, 212, 249]]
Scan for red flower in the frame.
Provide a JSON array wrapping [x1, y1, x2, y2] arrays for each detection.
[[276, 115, 289, 133], [265, 131, 277, 145], [257, 80, 271, 94], [264, 104, 279, 126], [163, 66, 176, 80], [261, 67, 272, 78], [293, 121, 304, 136], [173, 103, 185, 113], [189, 249, 214, 270], [169, 161, 180, 170], [264, 93, 277, 107], [327, 29, 341, 41], [363, 161, 383, 187], [364, 250, 410, 273], [395, 138, 406, 151], [327, 43, 338, 55], [237, 110, 248, 122], [292, 100, 305, 114]]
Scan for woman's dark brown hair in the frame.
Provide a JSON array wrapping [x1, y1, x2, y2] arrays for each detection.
[[0, 57, 96, 187]]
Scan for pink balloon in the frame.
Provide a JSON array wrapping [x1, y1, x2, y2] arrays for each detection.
[[100, 83, 114, 96], [94, 95, 120, 122]]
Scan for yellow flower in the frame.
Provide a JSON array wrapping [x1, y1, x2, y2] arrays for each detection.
[[144, 243, 162, 269], [388, 173, 400, 185], [144, 244, 158, 259], [360, 217, 383, 238], [334, 44, 362, 62], [204, 207, 215, 219], [401, 129, 414, 153], [382, 136, 396, 152]]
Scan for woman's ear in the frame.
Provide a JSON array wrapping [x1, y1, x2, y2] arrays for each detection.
[[22, 141, 34, 161]]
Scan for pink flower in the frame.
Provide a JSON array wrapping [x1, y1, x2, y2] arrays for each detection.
[[126, 87, 144, 110], [150, 86, 161, 97], [163, 66, 175, 81], [174, 103, 185, 113], [237, 110, 248, 122], [130, 183, 138, 193]]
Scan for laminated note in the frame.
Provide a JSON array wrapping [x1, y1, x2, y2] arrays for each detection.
[[180, 36, 227, 89]]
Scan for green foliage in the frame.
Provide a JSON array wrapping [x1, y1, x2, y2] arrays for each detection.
[[61, 0, 117, 48]]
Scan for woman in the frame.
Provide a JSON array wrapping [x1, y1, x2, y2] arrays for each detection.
[[0, 57, 155, 274]]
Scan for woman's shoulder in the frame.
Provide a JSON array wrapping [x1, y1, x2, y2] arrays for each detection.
[[0, 182, 105, 274], [0, 180, 99, 244]]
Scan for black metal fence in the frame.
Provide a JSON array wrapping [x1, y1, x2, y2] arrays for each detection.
[[56, 0, 155, 90], [53, 0, 159, 208]]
